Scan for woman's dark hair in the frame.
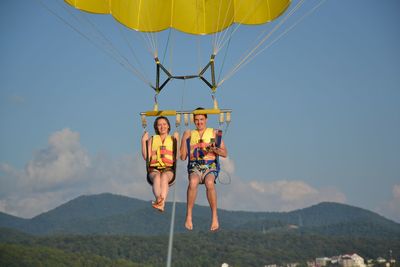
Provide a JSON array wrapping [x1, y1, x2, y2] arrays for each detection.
[[153, 116, 171, 135]]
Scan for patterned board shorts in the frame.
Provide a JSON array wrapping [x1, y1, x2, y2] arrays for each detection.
[[188, 162, 218, 184]]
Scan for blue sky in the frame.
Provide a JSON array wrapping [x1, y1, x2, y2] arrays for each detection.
[[1, 0, 399, 223]]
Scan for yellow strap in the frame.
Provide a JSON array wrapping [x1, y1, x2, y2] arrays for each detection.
[[156, 148, 165, 167]]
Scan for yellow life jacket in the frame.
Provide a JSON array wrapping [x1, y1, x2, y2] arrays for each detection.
[[149, 135, 174, 168], [189, 128, 216, 163]]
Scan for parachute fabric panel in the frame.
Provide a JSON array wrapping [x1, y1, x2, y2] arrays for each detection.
[[171, 0, 234, 35], [65, 0, 110, 14], [111, 0, 172, 32], [234, 0, 291, 25], [64, 0, 291, 34]]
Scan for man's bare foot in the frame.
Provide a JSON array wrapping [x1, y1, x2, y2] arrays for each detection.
[[210, 218, 219, 232], [185, 217, 193, 230]]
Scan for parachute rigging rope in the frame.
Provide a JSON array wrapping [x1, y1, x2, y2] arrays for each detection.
[[212, 0, 234, 55], [168, 30, 176, 75], [217, 27, 234, 84], [197, 33, 202, 74], [219, 0, 306, 85], [140, 3, 158, 57], [117, 23, 150, 81], [220, 0, 306, 85], [161, 29, 174, 84], [196, 0, 203, 74], [219, 0, 326, 86], [213, 0, 263, 55], [36, 0, 153, 88], [162, 29, 172, 65], [166, 79, 187, 267], [241, 0, 327, 70], [63, 0, 152, 86]]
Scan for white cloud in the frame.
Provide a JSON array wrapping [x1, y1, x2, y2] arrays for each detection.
[[23, 128, 90, 190], [393, 184, 400, 199], [376, 184, 400, 223], [0, 128, 149, 218], [215, 156, 346, 212], [218, 177, 346, 212], [0, 129, 348, 218], [0, 192, 69, 218]]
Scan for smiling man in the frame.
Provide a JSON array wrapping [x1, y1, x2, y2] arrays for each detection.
[[180, 108, 227, 231]]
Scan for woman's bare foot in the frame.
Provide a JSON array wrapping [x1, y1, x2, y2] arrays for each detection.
[[152, 197, 164, 212]]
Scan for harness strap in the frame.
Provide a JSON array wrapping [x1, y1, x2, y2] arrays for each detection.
[[146, 138, 151, 168], [215, 129, 223, 173], [172, 136, 177, 178], [146, 138, 151, 185], [186, 137, 191, 171]]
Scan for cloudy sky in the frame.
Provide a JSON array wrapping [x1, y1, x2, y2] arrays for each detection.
[[1, 0, 399, 223]]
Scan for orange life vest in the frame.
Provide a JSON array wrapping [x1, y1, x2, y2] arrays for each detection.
[[149, 135, 174, 168]]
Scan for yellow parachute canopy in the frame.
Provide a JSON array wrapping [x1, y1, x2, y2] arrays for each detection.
[[64, 0, 291, 34]]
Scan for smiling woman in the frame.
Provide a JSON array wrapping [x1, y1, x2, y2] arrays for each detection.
[[141, 116, 178, 212]]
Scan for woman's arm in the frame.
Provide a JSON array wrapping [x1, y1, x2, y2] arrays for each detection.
[[141, 132, 149, 161]]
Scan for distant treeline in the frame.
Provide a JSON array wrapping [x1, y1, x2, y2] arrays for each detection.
[[1, 230, 399, 267]]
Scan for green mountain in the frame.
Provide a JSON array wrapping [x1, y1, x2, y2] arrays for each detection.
[[1, 195, 400, 266], [0, 193, 399, 238], [0, 212, 27, 229]]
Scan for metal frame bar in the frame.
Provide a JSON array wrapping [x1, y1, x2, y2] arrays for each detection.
[[153, 54, 217, 93], [140, 108, 232, 117]]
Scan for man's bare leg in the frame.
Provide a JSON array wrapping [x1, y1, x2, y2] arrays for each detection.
[[205, 175, 219, 231], [185, 174, 199, 230]]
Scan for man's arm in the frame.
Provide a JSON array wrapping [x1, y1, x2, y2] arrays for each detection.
[[210, 129, 227, 158], [211, 140, 227, 158]]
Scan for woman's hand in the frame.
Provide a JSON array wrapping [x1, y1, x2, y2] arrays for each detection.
[[142, 131, 149, 143]]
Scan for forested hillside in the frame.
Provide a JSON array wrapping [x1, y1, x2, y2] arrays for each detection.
[[1, 228, 399, 267], [1, 193, 399, 238]]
